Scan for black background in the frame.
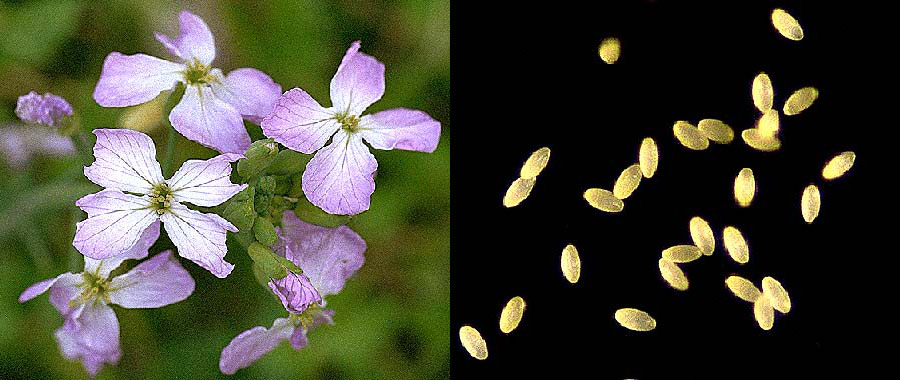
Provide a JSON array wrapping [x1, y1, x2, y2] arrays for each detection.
[[452, 0, 893, 378]]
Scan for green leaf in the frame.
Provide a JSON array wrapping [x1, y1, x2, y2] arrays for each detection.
[[265, 149, 311, 175], [252, 216, 278, 246], [293, 196, 351, 227]]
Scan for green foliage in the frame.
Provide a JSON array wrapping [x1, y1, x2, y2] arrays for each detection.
[[237, 139, 279, 181], [294, 196, 352, 227], [252, 216, 278, 246], [221, 186, 256, 231]]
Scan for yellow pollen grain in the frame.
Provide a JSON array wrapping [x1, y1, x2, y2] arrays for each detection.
[[762, 276, 792, 314], [520, 147, 551, 179], [658, 258, 689, 291], [499, 296, 526, 333], [697, 119, 734, 144], [673, 121, 709, 150], [725, 276, 761, 303], [661, 245, 702, 263], [584, 188, 624, 213], [741, 128, 781, 152], [801, 184, 821, 223], [754, 295, 775, 330], [723, 226, 749, 264], [613, 163, 643, 199], [689, 216, 715, 255], [783, 87, 818, 116], [757, 109, 780, 138], [561, 244, 581, 284], [503, 177, 536, 208], [614, 308, 656, 331], [734, 168, 756, 207], [459, 326, 488, 360], [752, 73, 774, 113], [598, 37, 621, 64], [639, 137, 659, 178], [772, 8, 804, 41], [822, 151, 856, 180]]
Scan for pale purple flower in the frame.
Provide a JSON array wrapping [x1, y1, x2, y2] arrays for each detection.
[[218, 211, 366, 374], [268, 272, 321, 315], [19, 223, 195, 377], [93, 10, 282, 154], [260, 41, 442, 215], [0, 123, 74, 168], [74, 128, 247, 278], [15, 91, 73, 127]]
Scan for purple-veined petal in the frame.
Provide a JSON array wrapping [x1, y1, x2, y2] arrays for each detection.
[[213, 68, 282, 124], [93, 52, 185, 108], [169, 84, 250, 154], [278, 211, 366, 297], [260, 88, 338, 154], [302, 130, 377, 215], [268, 272, 322, 315], [330, 41, 385, 116], [47, 273, 84, 317], [289, 308, 335, 350], [154, 11, 216, 65], [160, 202, 236, 278], [83, 221, 161, 279], [166, 153, 246, 207], [54, 302, 121, 377], [219, 318, 295, 375], [360, 108, 441, 153], [73, 190, 158, 260], [108, 250, 195, 308], [84, 129, 165, 194]]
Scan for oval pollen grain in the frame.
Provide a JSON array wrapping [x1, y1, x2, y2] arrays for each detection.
[[658, 258, 689, 291], [520, 147, 551, 179], [756, 109, 780, 138], [783, 87, 818, 116], [459, 326, 488, 360], [734, 168, 756, 207], [741, 128, 781, 152], [723, 226, 749, 264], [698, 119, 734, 144], [772, 8, 804, 41], [762, 276, 792, 314], [801, 184, 821, 224], [503, 177, 536, 208], [673, 121, 709, 150], [500, 296, 526, 333], [822, 151, 856, 180], [754, 295, 775, 331], [584, 188, 624, 212], [639, 137, 659, 178], [752, 73, 774, 113], [561, 244, 581, 284], [725, 276, 761, 303], [690, 216, 715, 255], [615, 308, 656, 331], [613, 163, 643, 199], [662, 245, 702, 263], [598, 37, 621, 64]]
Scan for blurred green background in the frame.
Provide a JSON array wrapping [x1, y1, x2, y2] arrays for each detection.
[[0, 0, 449, 379]]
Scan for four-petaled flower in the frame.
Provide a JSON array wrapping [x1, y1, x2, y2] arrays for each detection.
[[15, 91, 74, 127], [218, 211, 366, 374], [93, 11, 282, 154], [74, 128, 246, 278], [19, 222, 194, 377], [261, 41, 442, 215]]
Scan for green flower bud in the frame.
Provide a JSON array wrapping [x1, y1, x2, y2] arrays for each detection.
[[294, 196, 351, 227], [265, 149, 311, 175], [237, 139, 278, 181], [253, 216, 278, 246], [247, 242, 303, 280], [221, 186, 256, 231]]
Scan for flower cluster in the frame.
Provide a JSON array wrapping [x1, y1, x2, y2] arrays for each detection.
[[15, 9, 439, 377]]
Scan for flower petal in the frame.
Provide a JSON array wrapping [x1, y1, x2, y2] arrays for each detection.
[[108, 250, 195, 308], [19, 276, 62, 303], [55, 302, 121, 377], [160, 202, 236, 278], [73, 190, 158, 260], [219, 318, 295, 375], [302, 130, 377, 215], [360, 108, 441, 153], [83, 221, 161, 279], [289, 308, 335, 350], [260, 88, 339, 154], [268, 272, 322, 314], [330, 41, 385, 116], [278, 211, 366, 297], [84, 129, 165, 194], [169, 84, 250, 154], [154, 11, 216, 65], [93, 52, 185, 107], [213, 68, 283, 124], [48, 273, 84, 317], [166, 153, 246, 207]]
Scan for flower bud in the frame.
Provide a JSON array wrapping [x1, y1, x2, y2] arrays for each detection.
[[268, 272, 321, 315], [237, 139, 278, 181], [15, 91, 73, 128], [253, 216, 278, 246], [265, 149, 311, 175]]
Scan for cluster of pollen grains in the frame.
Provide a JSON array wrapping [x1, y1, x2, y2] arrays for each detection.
[[182, 59, 215, 86], [149, 183, 174, 215]]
